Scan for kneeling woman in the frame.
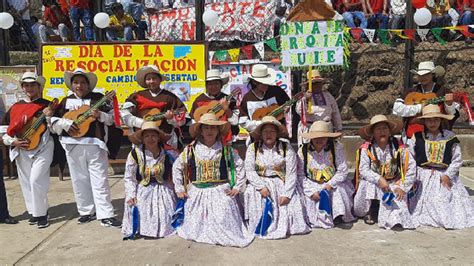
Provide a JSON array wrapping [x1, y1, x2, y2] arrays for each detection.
[[172, 113, 253, 247], [122, 122, 177, 239], [245, 116, 310, 239], [409, 105, 474, 229], [298, 121, 356, 228], [353, 115, 417, 230]]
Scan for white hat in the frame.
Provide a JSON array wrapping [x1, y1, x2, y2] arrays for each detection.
[[358, 115, 403, 140], [189, 113, 231, 139], [410, 61, 445, 77], [251, 116, 288, 140], [130, 121, 170, 145], [302, 69, 329, 85], [206, 69, 229, 84], [248, 64, 276, 86], [415, 104, 454, 121], [136, 65, 163, 88], [301, 121, 342, 139], [20, 72, 45, 88], [64, 68, 98, 90]]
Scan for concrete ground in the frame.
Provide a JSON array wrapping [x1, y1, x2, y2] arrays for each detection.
[[1, 169, 474, 265]]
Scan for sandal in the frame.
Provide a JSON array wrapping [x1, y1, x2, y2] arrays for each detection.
[[363, 214, 376, 225]]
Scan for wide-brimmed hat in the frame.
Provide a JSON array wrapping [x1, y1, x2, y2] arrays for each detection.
[[358, 115, 403, 140], [415, 104, 454, 121], [20, 72, 45, 88], [136, 65, 163, 88], [301, 121, 342, 139], [189, 113, 231, 139], [410, 61, 445, 77], [206, 69, 229, 85], [248, 64, 276, 86], [130, 121, 170, 145], [302, 69, 329, 85], [251, 116, 288, 140], [64, 68, 98, 90]]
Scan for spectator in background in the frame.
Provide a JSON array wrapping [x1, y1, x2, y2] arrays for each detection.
[[67, 0, 94, 41], [107, 3, 137, 41], [39, 0, 72, 43], [390, 0, 406, 29], [125, 0, 147, 40], [366, 0, 389, 30], [342, 0, 368, 30], [7, 0, 37, 50], [427, 0, 452, 27], [454, 0, 474, 41], [30, 16, 41, 37]]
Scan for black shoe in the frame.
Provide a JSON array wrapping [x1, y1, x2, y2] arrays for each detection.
[[28, 216, 39, 225], [77, 213, 96, 224], [37, 215, 49, 229], [101, 218, 122, 228], [0, 217, 19, 224]]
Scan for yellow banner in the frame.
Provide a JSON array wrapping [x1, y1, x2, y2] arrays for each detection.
[[41, 42, 207, 110]]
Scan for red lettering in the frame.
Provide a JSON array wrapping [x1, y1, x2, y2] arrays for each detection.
[[252, 1, 265, 18], [123, 45, 132, 57], [113, 45, 124, 57], [187, 59, 196, 71], [94, 46, 103, 57], [176, 59, 186, 71], [230, 68, 237, 78], [178, 8, 190, 20], [77, 61, 86, 69], [66, 60, 74, 71], [86, 61, 97, 72], [182, 21, 196, 40], [160, 60, 170, 72], [79, 45, 89, 57], [239, 2, 251, 14], [55, 60, 64, 71], [98, 61, 108, 72], [114, 60, 124, 72]]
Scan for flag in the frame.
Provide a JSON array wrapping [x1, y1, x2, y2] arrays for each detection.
[[255, 198, 273, 236]]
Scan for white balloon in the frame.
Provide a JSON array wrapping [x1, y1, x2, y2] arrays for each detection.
[[94, 12, 110, 29], [414, 8, 432, 26], [0, 12, 14, 29], [202, 10, 219, 27]]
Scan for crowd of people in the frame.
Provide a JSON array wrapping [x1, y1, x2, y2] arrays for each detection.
[[0, 61, 472, 247], [5, 0, 473, 47]]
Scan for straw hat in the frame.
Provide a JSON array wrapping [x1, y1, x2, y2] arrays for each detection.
[[130, 121, 170, 145], [20, 72, 45, 88], [206, 69, 229, 85], [136, 65, 163, 88], [64, 68, 98, 90], [251, 116, 288, 140], [248, 64, 276, 86], [416, 104, 454, 121], [189, 113, 231, 139], [301, 121, 342, 139], [302, 69, 329, 85], [358, 115, 403, 140], [410, 61, 445, 77]]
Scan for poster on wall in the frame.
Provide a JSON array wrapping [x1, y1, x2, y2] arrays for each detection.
[[212, 62, 292, 138], [40, 42, 207, 111], [0, 66, 36, 115]]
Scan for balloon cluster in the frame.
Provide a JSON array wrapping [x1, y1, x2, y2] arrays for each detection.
[[412, 0, 432, 26], [0, 12, 14, 29]]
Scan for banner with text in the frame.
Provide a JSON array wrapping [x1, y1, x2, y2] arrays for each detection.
[[41, 43, 206, 110], [149, 1, 276, 42], [280, 20, 347, 68]]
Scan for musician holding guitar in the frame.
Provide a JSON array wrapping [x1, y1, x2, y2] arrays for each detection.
[[296, 69, 343, 145], [50, 68, 121, 228], [1, 72, 55, 228], [392, 61, 459, 140], [190, 69, 240, 142], [121, 65, 186, 150], [239, 64, 290, 135]]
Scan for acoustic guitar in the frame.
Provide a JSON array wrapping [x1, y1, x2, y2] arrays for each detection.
[[19, 98, 59, 151], [252, 92, 304, 121], [63, 91, 116, 138], [139, 107, 186, 126], [404, 91, 466, 105], [192, 88, 241, 121]]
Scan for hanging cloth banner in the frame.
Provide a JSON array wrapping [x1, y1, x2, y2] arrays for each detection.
[[215, 50, 228, 61], [280, 20, 347, 68], [228, 48, 241, 62], [363, 29, 376, 43], [351, 28, 364, 43], [377, 29, 392, 45], [431, 28, 447, 45], [417, 28, 430, 41], [241, 45, 253, 59], [265, 38, 279, 52], [209, 51, 215, 66], [254, 42, 265, 59]]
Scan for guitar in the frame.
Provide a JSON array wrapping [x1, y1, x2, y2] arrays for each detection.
[[141, 107, 186, 126], [404, 91, 466, 105], [63, 91, 116, 138], [252, 92, 304, 121], [19, 98, 59, 151], [193, 88, 241, 121]]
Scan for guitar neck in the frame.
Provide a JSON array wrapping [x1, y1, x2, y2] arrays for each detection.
[[76, 96, 110, 124], [426, 96, 445, 105], [268, 95, 301, 117], [147, 109, 183, 121]]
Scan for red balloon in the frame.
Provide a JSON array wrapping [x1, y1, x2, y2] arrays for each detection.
[[412, 0, 427, 9]]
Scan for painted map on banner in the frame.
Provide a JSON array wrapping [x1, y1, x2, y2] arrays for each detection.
[[213, 63, 292, 138], [149, 1, 276, 42], [40, 43, 206, 110], [280, 20, 347, 68]]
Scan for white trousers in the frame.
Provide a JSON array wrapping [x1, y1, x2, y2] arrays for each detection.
[[16, 139, 54, 217], [65, 145, 114, 219]]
